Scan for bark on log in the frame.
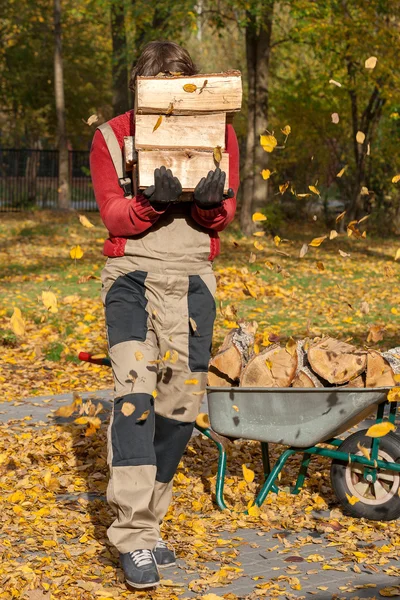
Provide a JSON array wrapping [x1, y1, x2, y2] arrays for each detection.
[[366, 350, 395, 387], [208, 322, 257, 387], [240, 344, 297, 388], [307, 337, 367, 385]]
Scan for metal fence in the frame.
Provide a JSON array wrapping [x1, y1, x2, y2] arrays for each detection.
[[0, 148, 97, 211]]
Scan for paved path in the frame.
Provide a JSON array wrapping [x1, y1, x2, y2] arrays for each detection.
[[2, 391, 399, 599]]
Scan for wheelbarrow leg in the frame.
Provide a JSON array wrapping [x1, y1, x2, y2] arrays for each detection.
[[255, 448, 296, 507], [292, 452, 312, 494], [261, 442, 279, 494], [194, 424, 228, 510]]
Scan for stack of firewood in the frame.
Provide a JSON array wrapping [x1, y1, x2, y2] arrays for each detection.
[[208, 323, 400, 388]]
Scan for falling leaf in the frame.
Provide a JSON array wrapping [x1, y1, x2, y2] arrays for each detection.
[[360, 301, 370, 314], [82, 114, 99, 126], [336, 210, 346, 223], [316, 261, 324, 271], [135, 351, 144, 361], [279, 182, 290, 195], [10, 307, 26, 337], [365, 56, 378, 69], [358, 215, 370, 224], [78, 214, 94, 229], [242, 464, 255, 483], [70, 245, 84, 260], [336, 166, 348, 178], [249, 252, 256, 263], [137, 410, 150, 422], [41, 290, 58, 314], [183, 83, 197, 92], [309, 236, 327, 247], [121, 402, 135, 416], [254, 241, 264, 251], [356, 131, 366, 144], [330, 230, 338, 240], [357, 442, 371, 460], [213, 146, 222, 164], [339, 249, 350, 258], [189, 317, 198, 333], [297, 193, 311, 198], [253, 230, 265, 237], [329, 79, 342, 87], [153, 115, 163, 132], [252, 212, 267, 222], [360, 186, 369, 195], [394, 248, 400, 261], [232, 405, 239, 412], [261, 169, 271, 180], [331, 113, 339, 124], [169, 350, 179, 364], [367, 324, 384, 343], [392, 174, 400, 184], [152, 390, 158, 398], [185, 379, 198, 385], [308, 185, 320, 195], [286, 337, 296, 356], [281, 125, 291, 136], [299, 243, 308, 258], [260, 134, 278, 153], [196, 413, 210, 428], [274, 235, 281, 247], [366, 421, 396, 438], [345, 493, 360, 505]]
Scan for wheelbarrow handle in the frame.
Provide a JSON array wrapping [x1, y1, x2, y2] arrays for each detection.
[[78, 352, 111, 367]]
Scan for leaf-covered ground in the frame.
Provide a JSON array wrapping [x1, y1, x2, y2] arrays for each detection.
[[1, 211, 399, 403]]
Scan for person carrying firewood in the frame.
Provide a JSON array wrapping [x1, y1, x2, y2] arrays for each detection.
[[90, 40, 239, 589]]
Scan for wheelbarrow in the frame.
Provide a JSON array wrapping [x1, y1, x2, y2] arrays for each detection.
[[79, 353, 400, 521]]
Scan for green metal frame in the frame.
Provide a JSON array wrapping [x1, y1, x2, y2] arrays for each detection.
[[196, 401, 400, 512]]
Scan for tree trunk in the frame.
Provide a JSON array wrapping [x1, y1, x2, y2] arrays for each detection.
[[111, 0, 129, 115], [53, 0, 71, 210], [240, 2, 274, 236]]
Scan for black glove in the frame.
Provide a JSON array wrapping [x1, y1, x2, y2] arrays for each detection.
[[193, 168, 234, 209], [143, 166, 182, 205]]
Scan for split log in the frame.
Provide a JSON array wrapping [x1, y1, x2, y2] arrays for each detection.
[[341, 375, 365, 388], [292, 340, 323, 388], [138, 149, 229, 192], [366, 350, 395, 387], [292, 370, 317, 388], [208, 322, 257, 387], [240, 344, 297, 388], [307, 337, 367, 385], [135, 71, 242, 115], [135, 113, 226, 150]]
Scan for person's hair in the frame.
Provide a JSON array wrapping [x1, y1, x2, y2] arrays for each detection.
[[129, 41, 198, 93]]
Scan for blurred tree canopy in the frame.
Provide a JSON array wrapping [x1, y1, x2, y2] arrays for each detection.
[[1, 0, 400, 230]]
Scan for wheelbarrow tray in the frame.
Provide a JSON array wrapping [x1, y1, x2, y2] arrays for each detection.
[[207, 387, 389, 448]]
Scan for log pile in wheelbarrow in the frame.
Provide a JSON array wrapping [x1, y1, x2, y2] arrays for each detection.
[[208, 323, 400, 388]]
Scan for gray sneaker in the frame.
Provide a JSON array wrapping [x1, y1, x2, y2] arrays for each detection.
[[120, 549, 160, 588], [153, 537, 176, 568]]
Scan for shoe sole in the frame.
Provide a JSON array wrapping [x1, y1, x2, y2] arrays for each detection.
[[157, 561, 177, 569], [126, 579, 160, 589]]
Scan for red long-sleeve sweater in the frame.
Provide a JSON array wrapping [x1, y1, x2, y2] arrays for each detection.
[[90, 110, 239, 260]]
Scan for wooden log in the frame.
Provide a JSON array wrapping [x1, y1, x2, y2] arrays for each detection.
[[341, 374, 365, 388], [307, 337, 367, 385], [208, 322, 257, 388], [138, 149, 229, 192], [135, 113, 226, 150], [366, 350, 395, 387], [292, 370, 317, 388], [135, 71, 242, 114], [240, 344, 298, 388]]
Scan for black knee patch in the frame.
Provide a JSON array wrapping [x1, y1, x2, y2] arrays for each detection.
[[111, 393, 156, 467], [187, 275, 216, 372], [105, 270, 148, 348], [154, 414, 194, 483]]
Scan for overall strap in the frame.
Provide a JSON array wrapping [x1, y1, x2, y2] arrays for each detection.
[[97, 122, 132, 197]]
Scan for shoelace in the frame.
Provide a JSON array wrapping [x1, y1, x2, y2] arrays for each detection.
[[155, 538, 167, 549], [129, 549, 154, 568]]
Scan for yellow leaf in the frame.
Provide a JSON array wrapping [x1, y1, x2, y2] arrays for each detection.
[[339, 249, 350, 258], [316, 261, 324, 271], [286, 337, 296, 356], [242, 464, 255, 483], [365, 56, 377, 69], [360, 186, 369, 195], [166, 102, 174, 115], [185, 379, 198, 385], [329, 79, 342, 87], [54, 402, 76, 417], [387, 387, 400, 402], [356, 131, 365, 144], [394, 249, 400, 261], [183, 83, 197, 92], [281, 125, 291, 136], [357, 442, 371, 460], [10, 307, 26, 337], [254, 241, 264, 251], [196, 413, 210, 428], [299, 243, 308, 258], [279, 182, 290, 195], [169, 349, 179, 363], [41, 290, 58, 313], [252, 212, 267, 222], [353, 551, 368, 558], [213, 146, 222, 163], [260, 134, 277, 153], [79, 214, 94, 228], [253, 230, 265, 236], [309, 236, 327, 247], [43, 540, 57, 548], [135, 351, 144, 361], [248, 504, 260, 517], [137, 410, 150, 422], [74, 416, 90, 425], [201, 595, 225, 600], [336, 165, 348, 178], [189, 317, 197, 332], [10, 490, 25, 503], [366, 421, 396, 438], [336, 210, 346, 223], [232, 405, 239, 412], [308, 185, 320, 195], [274, 235, 281, 246], [297, 193, 311, 198], [83, 114, 99, 126], [345, 493, 360, 505], [265, 359, 272, 369], [379, 586, 400, 597], [121, 402, 136, 416], [261, 169, 271, 180], [44, 471, 52, 486], [392, 174, 400, 184], [330, 230, 338, 240], [70, 245, 84, 259], [152, 390, 158, 398], [331, 112, 339, 124], [153, 115, 163, 132]]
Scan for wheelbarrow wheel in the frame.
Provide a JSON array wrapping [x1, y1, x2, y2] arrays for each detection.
[[330, 430, 400, 521]]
